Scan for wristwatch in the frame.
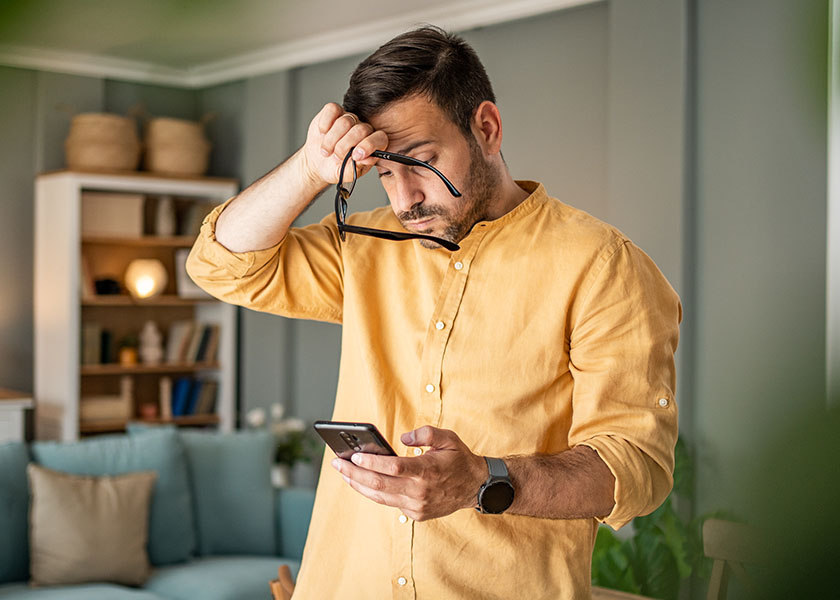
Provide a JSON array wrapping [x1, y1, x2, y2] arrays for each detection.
[[476, 457, 515, 514]]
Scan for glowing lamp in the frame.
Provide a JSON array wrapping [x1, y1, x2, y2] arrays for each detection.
[[124, 259, 168, 299]]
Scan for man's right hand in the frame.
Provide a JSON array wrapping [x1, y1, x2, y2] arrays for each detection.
[[299, 102, 389, 188], [214, 103, 387, 253]]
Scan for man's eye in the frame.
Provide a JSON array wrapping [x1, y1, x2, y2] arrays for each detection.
[[377, 170, 392, 178]]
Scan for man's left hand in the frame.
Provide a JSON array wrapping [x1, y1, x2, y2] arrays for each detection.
[[331, 425, 487, 521]]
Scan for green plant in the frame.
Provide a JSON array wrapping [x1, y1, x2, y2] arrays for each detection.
[[591, 438, 725, 599], [274, 429, 317, 467]]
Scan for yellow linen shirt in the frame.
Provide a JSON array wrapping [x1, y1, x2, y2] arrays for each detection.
[[187, 181, 681, 599]]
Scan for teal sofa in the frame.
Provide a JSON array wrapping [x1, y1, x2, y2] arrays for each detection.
[[0, 427, 315, 600]]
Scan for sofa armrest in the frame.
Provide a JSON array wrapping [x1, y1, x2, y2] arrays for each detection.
[[275, 487, 315, 560]]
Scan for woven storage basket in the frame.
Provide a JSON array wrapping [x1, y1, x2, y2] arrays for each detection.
[[65, 113, 141, 171], [144, 117, 211, 176]]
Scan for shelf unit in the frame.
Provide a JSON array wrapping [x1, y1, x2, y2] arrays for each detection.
[[34, 170, 238, 441]]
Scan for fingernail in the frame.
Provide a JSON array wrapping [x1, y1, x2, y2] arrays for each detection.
[[351, 454, 362, 465], [331, 459, 340, 470], [342, 475, 350, 484], [401, 431, 415, 445], [352, 147, 364, 160]]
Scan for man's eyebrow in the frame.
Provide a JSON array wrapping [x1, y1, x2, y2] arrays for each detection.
[[392, 140, 433, 156]]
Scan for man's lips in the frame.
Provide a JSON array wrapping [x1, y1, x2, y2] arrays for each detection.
[[404, 217, 436, 229]]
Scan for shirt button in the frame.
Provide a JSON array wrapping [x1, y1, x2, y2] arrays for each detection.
[[435, 320, 445, 330], [397, 577, 407, 586], [658, 398, 669, 408], [413, 447, 423, 456], [398, 514, 408, 524], [425, 384, 435, 393], [454, 261, 464, 270]]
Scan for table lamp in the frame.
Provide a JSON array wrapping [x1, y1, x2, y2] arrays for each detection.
[[124, 259, 168, 299]]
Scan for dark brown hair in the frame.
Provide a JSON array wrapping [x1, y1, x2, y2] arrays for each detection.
[[343, 26, 496, 137]]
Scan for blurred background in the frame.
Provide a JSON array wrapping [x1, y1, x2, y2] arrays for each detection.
[[0, 0, 835, 595]]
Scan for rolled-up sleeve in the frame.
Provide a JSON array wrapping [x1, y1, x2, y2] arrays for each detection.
[[567, 240, 682, 530], [186, 200, 344, 323]]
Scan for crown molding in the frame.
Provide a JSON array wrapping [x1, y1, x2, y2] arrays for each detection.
[[0, 0, 598, 89]]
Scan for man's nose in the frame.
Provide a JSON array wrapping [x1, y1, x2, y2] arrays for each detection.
[[391, 176, 424, 213]]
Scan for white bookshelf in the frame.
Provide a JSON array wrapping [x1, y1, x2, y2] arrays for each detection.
[[34, 170, 238, 441]]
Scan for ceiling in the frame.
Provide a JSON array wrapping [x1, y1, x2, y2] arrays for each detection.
[[0, 0, 593, 88]]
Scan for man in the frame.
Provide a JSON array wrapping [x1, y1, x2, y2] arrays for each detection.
[[188, 26, 680, 599]]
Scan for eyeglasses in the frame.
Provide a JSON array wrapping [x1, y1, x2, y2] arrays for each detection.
[[334, 148, 461, 251]]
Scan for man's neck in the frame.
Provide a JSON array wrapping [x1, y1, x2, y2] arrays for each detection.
[[485, 174, 530, 221]]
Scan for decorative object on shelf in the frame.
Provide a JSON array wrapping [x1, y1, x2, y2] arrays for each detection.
[[144, 116, 213, 176], [81, 192, 145, 237], [140, 403, 158, 419], [64, 112, 141, 172], [246, 404, 312, 488], [139, 321, 164, 365], [155, 195, 177, 236], [94, 278, 121, 295], [118, 334, 139, 366], [124, 259, 168, 299]]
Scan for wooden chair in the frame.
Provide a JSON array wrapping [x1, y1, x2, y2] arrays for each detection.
[[703, 518, 759, 600], [270, 565, 296, 600]]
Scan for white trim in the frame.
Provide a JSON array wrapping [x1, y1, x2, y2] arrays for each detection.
[[828, 0, 840, 408], [0, 0, 598, 88]]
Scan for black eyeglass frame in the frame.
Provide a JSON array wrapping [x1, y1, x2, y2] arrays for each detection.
[[334, 148, 462, 252]]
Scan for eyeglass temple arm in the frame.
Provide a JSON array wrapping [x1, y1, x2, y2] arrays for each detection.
[[341, 223, 460, 252], [370, 150, 462, 198]]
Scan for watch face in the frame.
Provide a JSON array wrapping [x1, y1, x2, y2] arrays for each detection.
[[481, 480, 515, 514]]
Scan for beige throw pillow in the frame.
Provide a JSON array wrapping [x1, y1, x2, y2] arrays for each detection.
[[27, 463, 157, 587]]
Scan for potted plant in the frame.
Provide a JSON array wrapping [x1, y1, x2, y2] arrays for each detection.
[[245, 404, 315, 487]]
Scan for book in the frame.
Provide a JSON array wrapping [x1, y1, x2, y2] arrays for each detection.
[[171, 377, 192, 417], [165, 320, 194, 363], [81, 323, 101, 365], [201, 324, 220, 364], [159, 376, 172, 420], [184, 326, 204, 364], [195, 381, 218, 415], [185, 380, 204, 415]]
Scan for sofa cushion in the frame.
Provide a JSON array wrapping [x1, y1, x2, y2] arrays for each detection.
[[31, 429, 196, 566], [275, 487, 315, 560], [179, 430, 275, 556], [0, 442, 30, 584], [28, 464, 156, 587], [144, 556, 300, 600], [0, 582, 165, 599]]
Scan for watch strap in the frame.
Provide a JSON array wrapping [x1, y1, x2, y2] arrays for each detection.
[[485, 456, 509, 480]]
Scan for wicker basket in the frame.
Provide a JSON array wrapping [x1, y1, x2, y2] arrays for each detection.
[[144, 117, 211, 176], [65, 113, 141, 171]]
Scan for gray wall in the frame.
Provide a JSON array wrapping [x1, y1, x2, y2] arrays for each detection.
[[693, 0, 828, 514], [0, 0, 831, 521]]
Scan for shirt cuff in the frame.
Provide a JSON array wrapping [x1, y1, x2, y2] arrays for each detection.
[[579, 435, 665, 530], [196, 199, 284, 279]]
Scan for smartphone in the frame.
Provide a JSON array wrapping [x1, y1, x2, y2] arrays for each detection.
[[313, 421, 397, 460]]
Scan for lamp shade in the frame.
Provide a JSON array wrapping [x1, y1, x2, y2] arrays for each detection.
[[124, 259, 168, 299]]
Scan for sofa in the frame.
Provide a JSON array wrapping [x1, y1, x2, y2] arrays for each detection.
[[0, 426, 316, 600]]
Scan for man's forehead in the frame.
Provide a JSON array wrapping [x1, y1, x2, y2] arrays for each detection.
[[368, 95, 455, 152]]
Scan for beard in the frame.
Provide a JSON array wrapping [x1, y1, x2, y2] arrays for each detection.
[[397, 138, 500, 249]]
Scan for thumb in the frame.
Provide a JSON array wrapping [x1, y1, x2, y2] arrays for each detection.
[[401, 426, 459, 449]]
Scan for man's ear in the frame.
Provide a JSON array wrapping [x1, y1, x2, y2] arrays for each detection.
[[471, 101, 503, 155]]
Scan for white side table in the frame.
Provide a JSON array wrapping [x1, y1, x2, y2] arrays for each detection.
[[0, 389, 34, 443]]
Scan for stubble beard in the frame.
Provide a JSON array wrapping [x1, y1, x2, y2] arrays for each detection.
[[409, 139, 501, 250]]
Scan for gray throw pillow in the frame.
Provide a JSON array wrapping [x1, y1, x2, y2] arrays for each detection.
[[28, 464, 156, 587]]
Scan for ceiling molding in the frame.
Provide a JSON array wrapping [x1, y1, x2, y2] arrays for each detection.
[[0, 0, 598, 89]]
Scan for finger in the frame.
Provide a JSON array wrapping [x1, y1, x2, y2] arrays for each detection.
[[350, 452, 418, 477], [315, 102, 343, 135], [332, 458, 409, 502], [401, 425, 460, 450], [350, 130, 389, 163], [321, 119, 372, 158]]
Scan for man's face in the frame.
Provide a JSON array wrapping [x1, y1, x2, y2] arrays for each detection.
[[368, 95, 500, 248]]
